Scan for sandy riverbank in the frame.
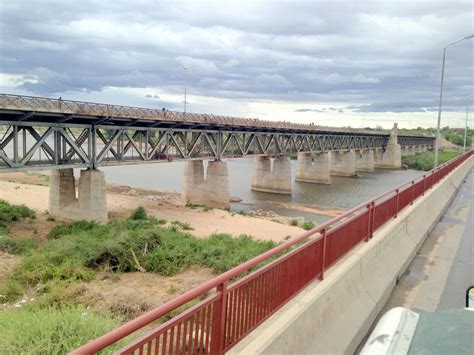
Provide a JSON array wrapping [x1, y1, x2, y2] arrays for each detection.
[[0, 172, 305, 242]]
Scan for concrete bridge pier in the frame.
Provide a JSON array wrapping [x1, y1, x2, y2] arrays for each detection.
[[295, 152, 331, 184], [49, 168, 76, 216], [401, 146, 410, 157], [375, 123, 402, 169], [355, 149, 374, 172], [49, 168, 108, 222], [251, 156, 292, 194], [374, 147, 383, 165], [182, 160, 230, 209], [330, 150, 357, 177]]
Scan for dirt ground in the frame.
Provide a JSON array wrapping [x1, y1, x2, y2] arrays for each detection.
[[0, 172, 305, 242], [76, 266, 215, 320]]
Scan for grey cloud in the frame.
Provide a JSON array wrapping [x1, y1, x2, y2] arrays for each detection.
[[294, 108, 324, 113], [0, 0, 472, 114]]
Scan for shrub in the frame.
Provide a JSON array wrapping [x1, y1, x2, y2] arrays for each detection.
[[199, 234, 276, 274], [402, 150, 461, 171], [0, 222, 8, 235], [171, 220, 193, 230], [0, 305, 125, 354], [130, 206, 148, 220], [289, 219, 299, 226], [0, 200, 35, 222], [302, 221, 315, 231], [48, 220, 98, 240], [5, 219, 277, 301], [0, 235, 37, 255]]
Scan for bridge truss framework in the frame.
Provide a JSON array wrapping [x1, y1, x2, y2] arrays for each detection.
[[0, 94, 434, 172]]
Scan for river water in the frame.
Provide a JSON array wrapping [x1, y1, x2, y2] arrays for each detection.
[[99, 158, 423, 223]]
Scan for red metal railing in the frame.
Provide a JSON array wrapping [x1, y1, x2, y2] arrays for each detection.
[[71, 151, 473, 355]]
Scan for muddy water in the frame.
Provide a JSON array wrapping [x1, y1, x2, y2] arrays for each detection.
[[99, 158, 423, 223]]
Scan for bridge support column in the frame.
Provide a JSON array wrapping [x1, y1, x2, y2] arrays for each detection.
[[251, 156, 292, 194], [295, 152, 331, 184], [374, 148, 383, 166], [375, 123, 401, 169], [355, 149, 374, 172], [182, 160, 230, 209], [78, 169, 108, 222], [49, 168, 108, 222], [49, 168, 76, 216], [401, 146, 410, 157], [330, 150, 357, 177]]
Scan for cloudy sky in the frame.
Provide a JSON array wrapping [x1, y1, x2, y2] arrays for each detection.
[[0, 0, 473, 128]]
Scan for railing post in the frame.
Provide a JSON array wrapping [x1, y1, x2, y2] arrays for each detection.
[[320, 228, 327, 280], [211, 282, 228, 355], [395, 189, 400, 217], [366, 204, 372, 241], [370, 201, 375, 239], [410, 181, 415, 205], [422, 175, 426, 196]]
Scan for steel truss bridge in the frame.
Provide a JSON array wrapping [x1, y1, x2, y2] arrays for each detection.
[[0, 94, 434, 172]]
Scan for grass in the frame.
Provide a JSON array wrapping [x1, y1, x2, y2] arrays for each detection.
[[2, 207, 277, 302], [171, 220, 193, 230], [402, 150, 461, 171], [0, 304, 125, 354], [233, 210, 254, 217], [0, 235, 38, 255]]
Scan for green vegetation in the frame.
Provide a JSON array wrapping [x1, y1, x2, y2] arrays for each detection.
[[402, 150, 461, 171], [289, 219, 299, 226], [0, 235, 37, 255], [0, 200, 38, 254], [171, 220, 193, 230], [0, 305, 125, 354], [233, 209, 254, 217], [0, 199, 36, 222], [441, 126, 472, 147], [302, 221, 315, 230], [129, 206, 148, 220], [2, 207, 276, 302], [399, 126, 472, 148], [0, 205, 281, 353]]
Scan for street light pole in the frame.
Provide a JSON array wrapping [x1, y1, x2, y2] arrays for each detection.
[[181, 66, 188, 116], [463, 105, 469, 153], [434, 33, 474, 167]]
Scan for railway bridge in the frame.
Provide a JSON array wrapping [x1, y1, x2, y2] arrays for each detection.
[[0, 94, 434, 220]]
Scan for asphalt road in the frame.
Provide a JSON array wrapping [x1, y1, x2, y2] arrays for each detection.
[[382, 168, 473, 312]]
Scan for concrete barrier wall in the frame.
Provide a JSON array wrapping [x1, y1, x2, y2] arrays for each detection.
[[229, 156, 473, 355]]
